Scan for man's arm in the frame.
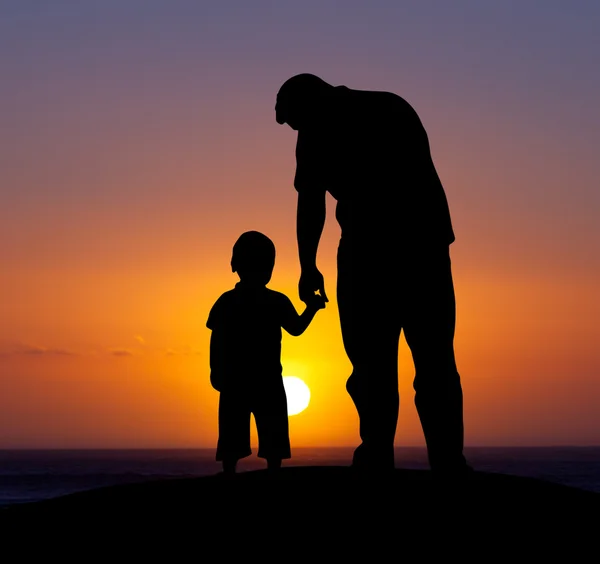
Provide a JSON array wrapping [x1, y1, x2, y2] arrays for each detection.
[[297, 189, 328, 303], [294, 129, 329, 304], [297, 188, 325, 271]]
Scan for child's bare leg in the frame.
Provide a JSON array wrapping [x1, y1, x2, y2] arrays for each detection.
[[222, 458, 238, 475]]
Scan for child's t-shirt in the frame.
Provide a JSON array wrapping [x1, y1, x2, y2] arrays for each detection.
[[207, 283, 299, 390]]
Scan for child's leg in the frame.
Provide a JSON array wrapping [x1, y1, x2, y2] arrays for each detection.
[[254, 387, 291, 472], [216, 392, 252, 475], [267, 458, 281, 474], [222, 458, 238, 475]]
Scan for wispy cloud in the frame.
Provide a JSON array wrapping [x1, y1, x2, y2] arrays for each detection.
[[108, 348, 135, 357], [0, 342, 78, 357], [0, 340, 201, 359], [165, 345, 202, 357], [24, 346, 77, 356]]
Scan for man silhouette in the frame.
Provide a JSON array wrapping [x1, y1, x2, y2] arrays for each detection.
[[275, 73, 470, 475]]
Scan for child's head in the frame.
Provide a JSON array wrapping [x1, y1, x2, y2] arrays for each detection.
[[231, 231, 276, 285]]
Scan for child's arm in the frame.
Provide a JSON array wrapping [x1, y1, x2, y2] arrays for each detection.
[[207, 294, 229, 392], [281, 293, 326, 337], [209, 329, 227, 391]]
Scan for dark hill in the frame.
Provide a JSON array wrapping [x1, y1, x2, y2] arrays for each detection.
[[2, 466, 598, 557]]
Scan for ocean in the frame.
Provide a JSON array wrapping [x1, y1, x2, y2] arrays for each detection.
[[1, 446, 599, 507]]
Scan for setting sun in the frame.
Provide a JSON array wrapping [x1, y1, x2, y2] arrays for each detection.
[[283, 376, 311, 416]]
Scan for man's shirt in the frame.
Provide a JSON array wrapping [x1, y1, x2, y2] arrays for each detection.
[[294, 86, 456, 247]]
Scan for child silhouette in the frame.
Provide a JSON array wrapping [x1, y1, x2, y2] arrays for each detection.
[[207, 231, 325, 475]]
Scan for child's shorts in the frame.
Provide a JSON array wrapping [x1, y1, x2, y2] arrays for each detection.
[[216, 384, 291, 461]]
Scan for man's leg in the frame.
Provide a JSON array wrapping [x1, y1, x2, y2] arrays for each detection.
[[337, 239, 401, 471], [402, 248, 469, 474]]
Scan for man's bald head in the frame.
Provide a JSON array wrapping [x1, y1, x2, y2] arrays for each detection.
[[275, 73, 333, 130]]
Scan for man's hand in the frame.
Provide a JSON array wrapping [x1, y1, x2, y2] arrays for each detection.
[[299, 267, 328, 305], [305, 292, 327, 312]]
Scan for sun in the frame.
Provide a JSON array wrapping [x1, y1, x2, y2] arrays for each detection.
[[282, 376, 311, 416]]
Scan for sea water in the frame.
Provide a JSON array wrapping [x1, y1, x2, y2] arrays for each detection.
[[1, 447, 599, 507]]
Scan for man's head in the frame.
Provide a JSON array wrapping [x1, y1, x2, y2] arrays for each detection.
[[231, 231, 276, 286], [275, 73, 333, 130]]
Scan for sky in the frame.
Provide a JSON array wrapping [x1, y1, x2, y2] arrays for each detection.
[[1, 0, 599, 448]]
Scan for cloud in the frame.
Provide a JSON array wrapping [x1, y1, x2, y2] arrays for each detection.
[[134, 335, 146, 345], [24, 346, 77, 356], [165, 345, 202, 357], [0, 340, 200, 359], [109, 348, 135, 357], [0, 342, 78, 356]]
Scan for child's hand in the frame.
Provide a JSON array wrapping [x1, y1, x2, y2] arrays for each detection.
[[307, 292, 326, 311]]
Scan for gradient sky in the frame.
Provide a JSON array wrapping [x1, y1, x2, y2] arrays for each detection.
[[1, 1, 599, 448]]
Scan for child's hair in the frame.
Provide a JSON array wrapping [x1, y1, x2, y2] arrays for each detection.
[[231, 231, 276, 274]]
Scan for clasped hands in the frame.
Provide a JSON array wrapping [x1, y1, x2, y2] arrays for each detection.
[[299, 267, 328, 310]]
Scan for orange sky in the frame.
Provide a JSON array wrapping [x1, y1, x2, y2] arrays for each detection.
[[1, 2, 599, 448]]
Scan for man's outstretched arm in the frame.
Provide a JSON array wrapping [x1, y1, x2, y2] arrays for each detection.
[[297, 189, 328, 304]]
